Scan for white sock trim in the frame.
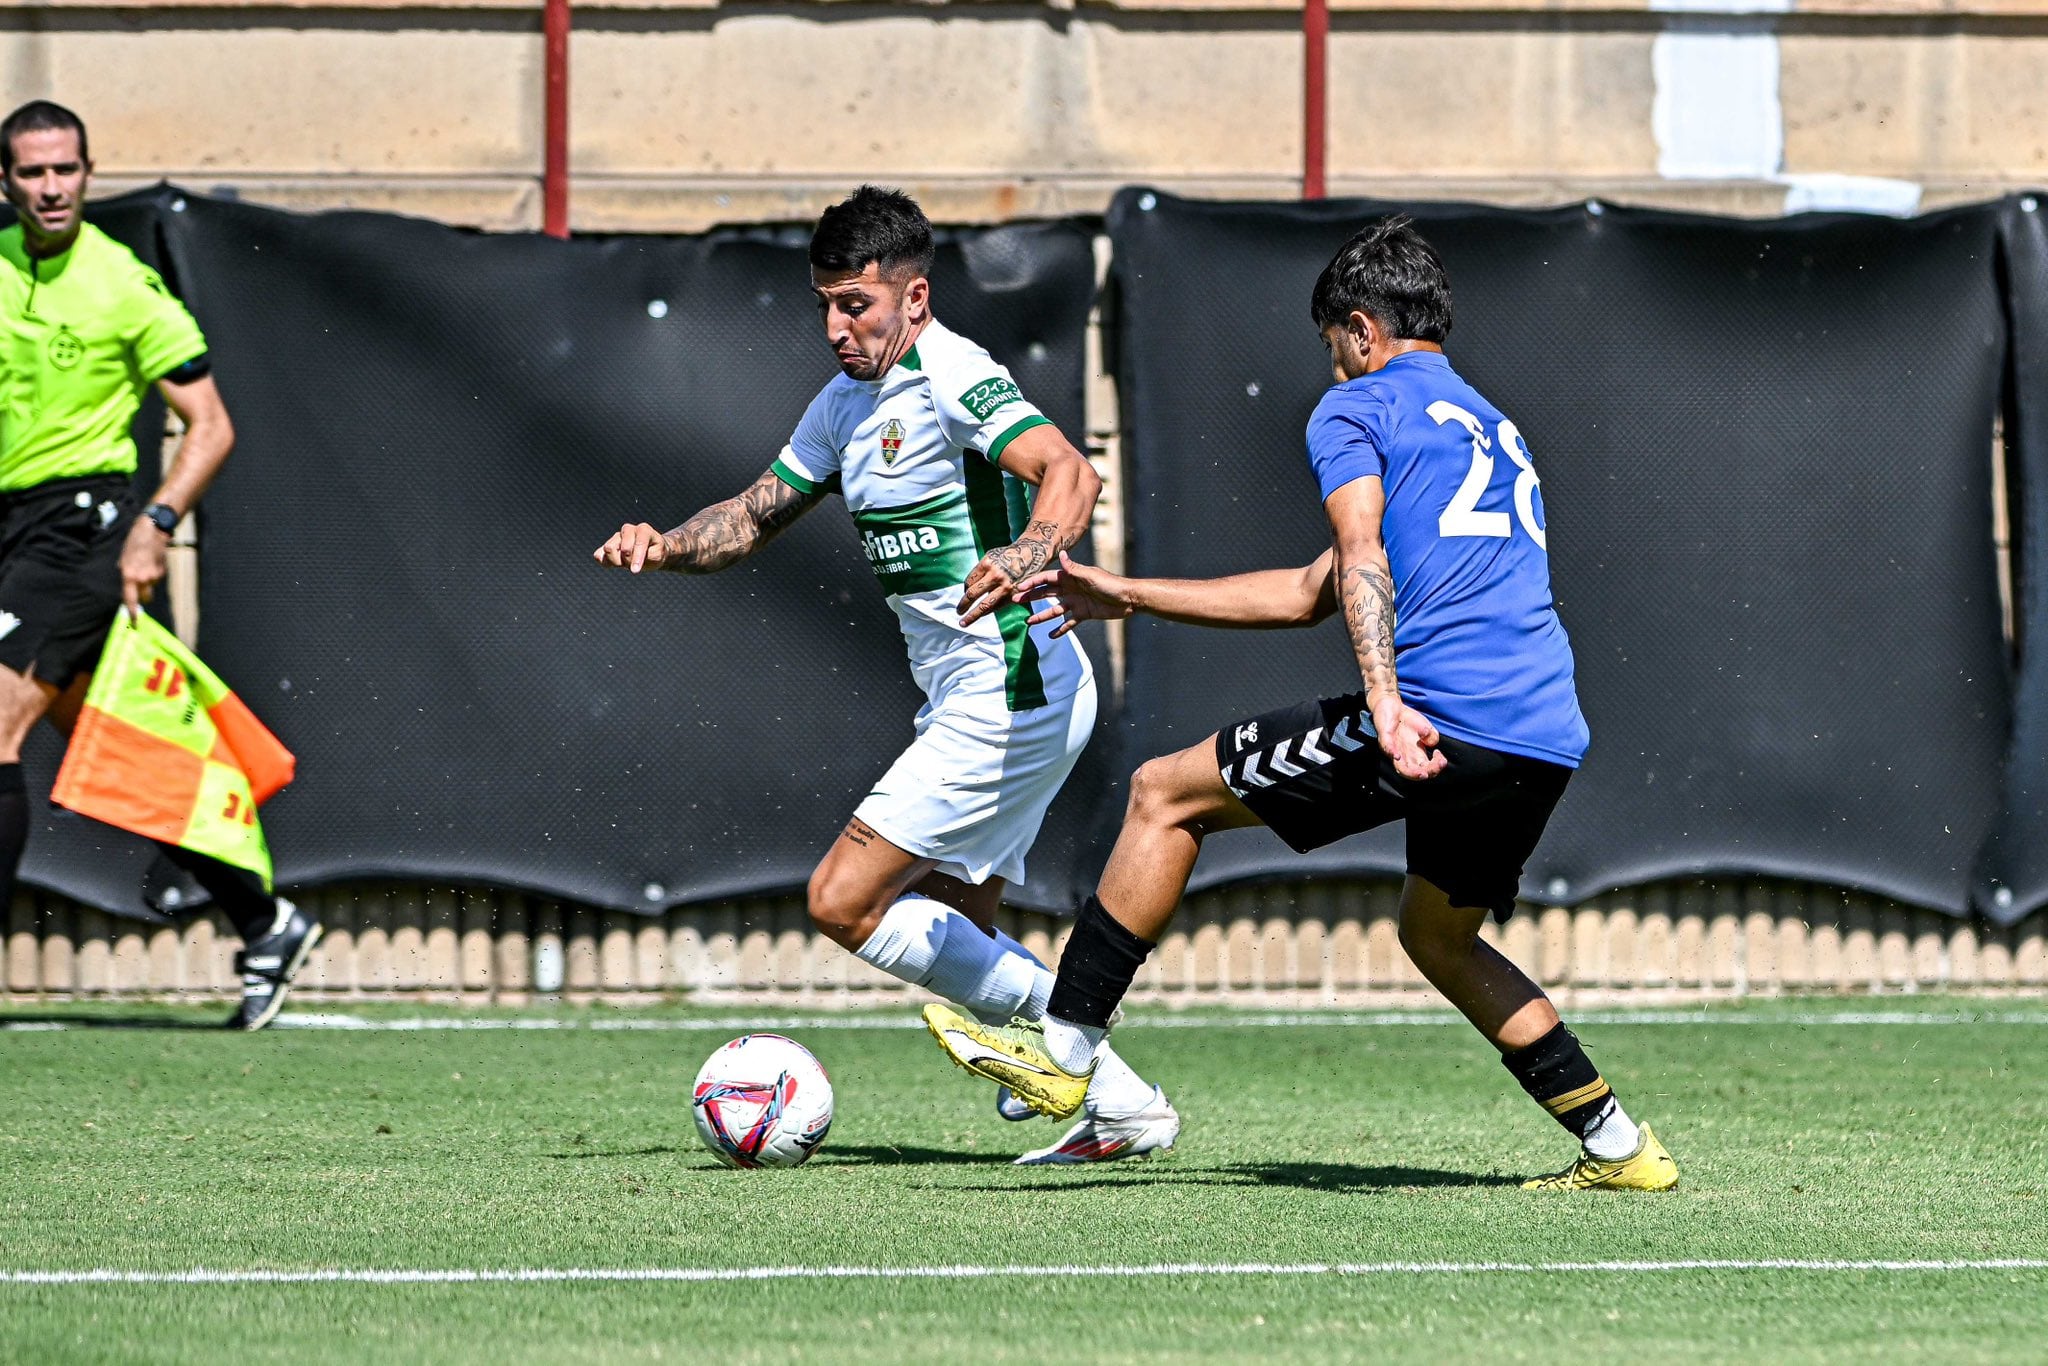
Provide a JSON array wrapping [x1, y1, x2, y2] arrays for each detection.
[[1581, 1098, 1642, 1161]]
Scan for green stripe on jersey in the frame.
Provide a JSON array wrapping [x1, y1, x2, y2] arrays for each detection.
[[853, 488, 977, 596], [985, 413, 1052, 465], [963, 457, 1047, 711], [771, 457, 826, 495]]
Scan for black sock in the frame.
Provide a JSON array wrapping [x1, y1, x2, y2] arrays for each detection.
[[1045, 896, 1154, 1028], [152, 843, 275, 942], [1501, 1022, 1617, 1141], [0, 763, 26, 911]]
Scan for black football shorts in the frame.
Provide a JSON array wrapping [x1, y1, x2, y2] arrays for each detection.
[[1215, 691, 1573, 918], [0, 473, 137, 691]]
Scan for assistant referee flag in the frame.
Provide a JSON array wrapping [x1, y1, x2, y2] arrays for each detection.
[[52, 614, 295, 888]]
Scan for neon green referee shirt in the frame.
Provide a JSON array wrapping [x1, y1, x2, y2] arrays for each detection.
[[0, 221, 208, 493]]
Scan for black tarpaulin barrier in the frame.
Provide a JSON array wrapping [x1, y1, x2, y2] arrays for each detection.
[[94, 193, 1101, 916], [16, 185, 188, 921], [1973, 200, 2048, 926], [1107, 188, 2011, 914]]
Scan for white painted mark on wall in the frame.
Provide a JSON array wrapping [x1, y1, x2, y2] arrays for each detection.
[[1651, 3, 1788, 182], [1649, 0, 1923, 214]]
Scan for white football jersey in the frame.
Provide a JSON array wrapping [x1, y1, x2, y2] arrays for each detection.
[[771, 320, 1091, 713]]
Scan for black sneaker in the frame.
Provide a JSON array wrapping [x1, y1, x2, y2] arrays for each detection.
[[226, 899, 324, 1032]]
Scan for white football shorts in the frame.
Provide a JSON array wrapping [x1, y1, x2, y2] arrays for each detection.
[[854, 673, 1097, 886]]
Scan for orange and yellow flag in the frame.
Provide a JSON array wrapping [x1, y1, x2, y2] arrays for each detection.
[[51, 613, 295, 889]]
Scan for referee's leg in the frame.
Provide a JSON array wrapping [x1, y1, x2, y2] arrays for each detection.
[[0, 666, 64, 909]]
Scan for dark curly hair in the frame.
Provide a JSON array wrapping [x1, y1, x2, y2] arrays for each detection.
[[1309, 215, 1452, 343]]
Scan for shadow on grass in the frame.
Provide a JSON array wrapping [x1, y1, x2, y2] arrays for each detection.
[[1229, 1161, 1519, 1191], [0, 1011, 222, 1032], [546, 1144, 1008, 1166], [818, 1144, 1012, 1167], [546, 1146, 685, 1160], [937, 1161, 1519, 1193]]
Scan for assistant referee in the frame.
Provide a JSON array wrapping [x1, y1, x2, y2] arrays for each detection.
[[0, 101, 319, 1029]]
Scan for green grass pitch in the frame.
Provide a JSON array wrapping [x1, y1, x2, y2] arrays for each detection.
[[2, 999, 2044, 1363]]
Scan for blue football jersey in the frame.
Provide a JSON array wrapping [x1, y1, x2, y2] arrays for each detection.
[[1305, 350, 1589, 767]]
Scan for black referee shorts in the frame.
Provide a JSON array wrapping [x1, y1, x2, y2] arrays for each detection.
[[0, 473, 137, 691], [1215, 691, 1573, 919]]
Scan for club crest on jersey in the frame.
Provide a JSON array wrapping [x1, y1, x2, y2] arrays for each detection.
[[880, 419, 906, 468]]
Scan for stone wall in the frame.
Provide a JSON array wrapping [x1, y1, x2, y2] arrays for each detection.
[[5, 0, 2043, 231]]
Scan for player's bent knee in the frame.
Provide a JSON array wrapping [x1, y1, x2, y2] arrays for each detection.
[[1125, 751, 1223, 832], [1397, 906, 1482, 972], [806, 867, 886, 949]]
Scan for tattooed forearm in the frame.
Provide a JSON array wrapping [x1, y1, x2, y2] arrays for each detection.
[[659, 471, 821, 574], [1339, 560, 1400, 705], [981, 518, 1064, 582]]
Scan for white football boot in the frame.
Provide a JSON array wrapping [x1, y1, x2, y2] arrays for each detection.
[[1013, 1086, 1180, 1165], [996, 1086, 1036, 1122]]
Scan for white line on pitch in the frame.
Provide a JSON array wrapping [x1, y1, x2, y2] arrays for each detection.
[[4, 1259, 2046, 1287], [5, 1010, 2047, 1034]]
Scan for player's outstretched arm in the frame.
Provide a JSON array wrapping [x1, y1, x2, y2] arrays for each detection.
[[957, 425, 1103, 625], [1018, 549, 1337, 637], [1326, 477, 1445, 781], [593, 468, 824, 576]]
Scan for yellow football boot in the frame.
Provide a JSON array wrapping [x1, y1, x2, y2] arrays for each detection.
[[921, 1004, 1094, 1120], [1522, 1123, 1679, 1192]]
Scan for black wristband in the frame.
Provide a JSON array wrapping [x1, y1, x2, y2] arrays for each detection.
[[142, 502, 180, 535]]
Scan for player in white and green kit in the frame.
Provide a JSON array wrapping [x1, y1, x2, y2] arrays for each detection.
[[596, 187, 1177, 1164]]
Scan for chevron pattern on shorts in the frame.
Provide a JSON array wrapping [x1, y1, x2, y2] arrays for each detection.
[[1221, 711, 1369, 797]]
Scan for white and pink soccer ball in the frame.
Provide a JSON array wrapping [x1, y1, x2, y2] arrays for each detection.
[[691, 1034, 834, 1168]]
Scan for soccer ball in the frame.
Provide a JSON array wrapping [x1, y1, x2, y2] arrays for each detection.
[[691, 1033, 834, 1168]]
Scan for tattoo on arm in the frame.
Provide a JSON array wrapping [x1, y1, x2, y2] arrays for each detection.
[[1339, 561, 1400, 704], [843, 818, 880, 849], [658, 471, 821, 574], [980, 517, 1063, 582]]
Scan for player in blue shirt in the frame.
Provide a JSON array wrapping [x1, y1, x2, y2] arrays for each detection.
[[924, 217, 1677, 1191]]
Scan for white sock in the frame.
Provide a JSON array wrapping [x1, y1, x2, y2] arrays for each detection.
[[853, 897, 1049, 1024], [857, 906, 1159, 1116], [852, 894, 951, 981], [993, 929, 1046, 970], [973, 930, 1052, 1024], [982, 930, 1154, 1115], [1581, 1098, 1642, 1161], [1042, 1014, 1105, 1074], [1041, 1012, 1155, 1116], [1084, 1045, 1159, 1120]]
